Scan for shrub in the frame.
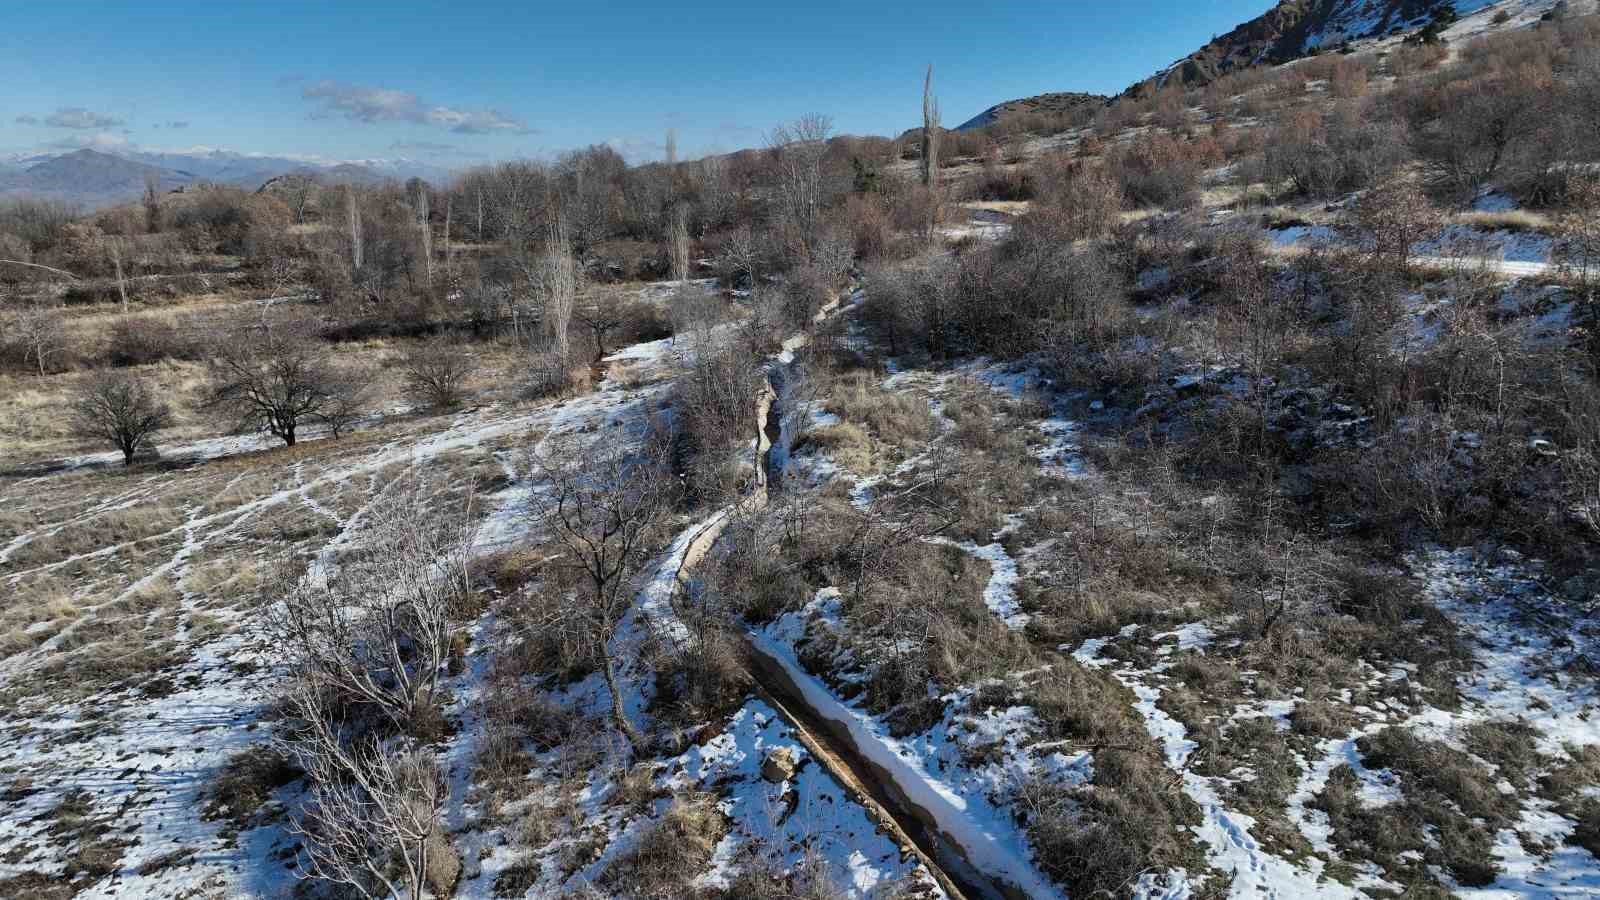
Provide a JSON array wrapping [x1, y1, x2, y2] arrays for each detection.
[[1104, 132, 1207, 209], [601, 794, 727, 894], [1024, 159, 1123, 241], [401, 338, 477, 410], [104, 316, 201, 366]]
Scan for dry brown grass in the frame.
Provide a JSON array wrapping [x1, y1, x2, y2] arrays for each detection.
[[601, 793, 727, 894], [1452, 209, 1553, 233], [823, 371, 936, 451], [201, 745, 299, 835], [4, 504, 186, 570], [799, 422, 880, 474], [1315, 726, 1518, 888]]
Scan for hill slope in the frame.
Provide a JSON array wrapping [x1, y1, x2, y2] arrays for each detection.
[[964, 1, 1562, 124], [955, 91, 1107, 131], [1128, 0, 1516, 95]]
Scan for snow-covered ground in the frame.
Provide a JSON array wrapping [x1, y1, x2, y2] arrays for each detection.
[[0, 333, 696, 896]]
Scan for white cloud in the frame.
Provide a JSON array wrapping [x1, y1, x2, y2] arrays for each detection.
[[302, 80, 531, 135], [43, 106, 124, 129], [46, 131, 132, 150], [604, 135, 665, 163]]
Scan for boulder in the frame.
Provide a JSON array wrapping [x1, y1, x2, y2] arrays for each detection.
[[761, 747, 798, 783]]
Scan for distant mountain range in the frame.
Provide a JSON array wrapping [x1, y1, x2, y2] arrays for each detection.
[[0, 148, 450, 209]]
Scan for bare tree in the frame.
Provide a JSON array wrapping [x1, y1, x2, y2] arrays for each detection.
[[1237, 501, 1331, 639], [767, 114, 833, 258], [921, 64, 941, 190], [412, 179, 434, 286], [346, 185, 365, 274], [6, 300, 67, 375], [1347, 178, 1441, 276], [1414, 70, 1550, 196], [539, 217, 577, 359], [70, 370, 173, 466], [107, 236, 130, 313], [280, 703, 445, 900], [669, 204, 691, 283], [142, 173, 162, 234], [268, 473, 476, 730], [204, 323, 361, 446], [279, 173, 317, 225], [272, 472, 473, 899], [319, 365, 377, 438], [401, 338, 476, 410], [575, 301, 625, 363], [717, 223, 762, 291], [526, 434, 678, 750], [442, 190, 454, 277], [669, 284, 727, 357]]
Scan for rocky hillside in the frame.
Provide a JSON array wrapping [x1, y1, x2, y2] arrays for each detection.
[[1127, 0, 1520, 95]]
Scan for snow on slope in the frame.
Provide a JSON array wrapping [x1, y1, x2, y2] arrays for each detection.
[[751, 593, 1080, 900]]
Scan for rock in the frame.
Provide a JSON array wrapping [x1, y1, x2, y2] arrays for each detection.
[[761, 747, 798, 783]]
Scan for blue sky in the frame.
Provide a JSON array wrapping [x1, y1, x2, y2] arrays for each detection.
[[0, 1, 1270, 167]]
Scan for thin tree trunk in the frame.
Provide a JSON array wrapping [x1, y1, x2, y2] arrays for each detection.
[[600, 652, 641, 749], [111, 240, 129, 313], [444, 194, 454, 276]]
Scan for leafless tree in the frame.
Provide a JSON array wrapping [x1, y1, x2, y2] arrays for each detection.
[[107, 236, 130, 313], [810, 229, 854, 290], [279, 173, 317, 225], [1237, 501, 1331, 639], [575, 301, 625, 363], [204, 323, 362, 446], [921, 65, 941, 190], [413, 180, 433, 286], [525, 433, 678, 749], [669, 204, 691, 283], [269, 472, 476, 730], [442, 191, 453, 276], [1347, 178, 1441, 276], [1414, 70, 1550, 196], [143, 173, 162, 234], [539, 217, 577, 359], [401, 338, 476, 410], [280, 703, 446, 900], [346, 185, 365, 273], [270, 468, 472, 900], [669, 284, 726, 357], [5, 299, 67, 375], [767, 114, 833, 258], [70, 370, 173, 466], [717, 223, 762, 291], [318, 365, 377, 439]]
